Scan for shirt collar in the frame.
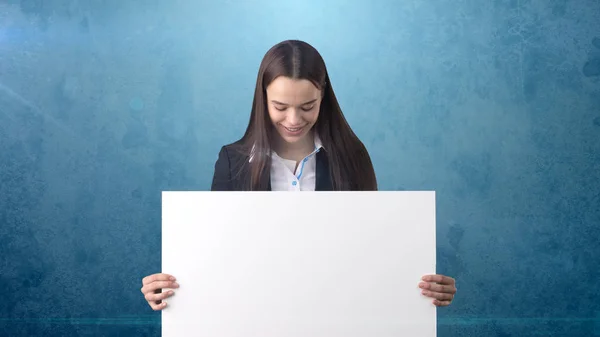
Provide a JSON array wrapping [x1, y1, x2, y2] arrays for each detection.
[[249, 133, 323, 163]]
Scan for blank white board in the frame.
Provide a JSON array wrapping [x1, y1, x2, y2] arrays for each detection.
[[162, 191, 436, 337]]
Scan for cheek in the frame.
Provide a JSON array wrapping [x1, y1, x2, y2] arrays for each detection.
[[267, 107, 281, 123], [309, 109, 320, 123]]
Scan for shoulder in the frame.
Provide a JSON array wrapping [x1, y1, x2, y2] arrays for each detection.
[[217, 140, 248, 162], [211, 140, 251, 191], [214, 140, 251, 174]]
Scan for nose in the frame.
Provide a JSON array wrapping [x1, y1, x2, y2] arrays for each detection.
[[287, 109, 303, 125]]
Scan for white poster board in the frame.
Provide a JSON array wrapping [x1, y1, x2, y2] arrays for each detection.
[[162, 191, 436, 337]]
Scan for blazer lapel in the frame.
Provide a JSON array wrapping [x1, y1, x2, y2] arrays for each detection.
[[315, 150, 333, 191], [259, 162, 271, 191], [232, 151, 271, 191]]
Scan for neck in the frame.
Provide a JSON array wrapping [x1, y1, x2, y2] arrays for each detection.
[[273, 131, 315, 161]]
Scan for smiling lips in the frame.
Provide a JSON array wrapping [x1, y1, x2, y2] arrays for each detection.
[[280, 124, 306, 135]]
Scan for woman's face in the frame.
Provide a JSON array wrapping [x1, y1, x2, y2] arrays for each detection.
[[265, 76, 321, 145]]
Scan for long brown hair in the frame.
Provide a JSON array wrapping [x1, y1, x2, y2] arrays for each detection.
[[235, 40, 377, 191]]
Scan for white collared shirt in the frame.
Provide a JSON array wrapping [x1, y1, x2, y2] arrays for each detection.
[[250, 135, 324, 191]]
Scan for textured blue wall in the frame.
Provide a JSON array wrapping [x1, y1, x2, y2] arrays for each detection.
[[1, 0, 599, 336]]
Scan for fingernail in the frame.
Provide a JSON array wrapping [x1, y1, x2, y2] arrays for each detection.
[[168, 291, 174, 295], [419, 282, 426, 288], [170, 276, 175, 281], [173, 282, 179, 287]]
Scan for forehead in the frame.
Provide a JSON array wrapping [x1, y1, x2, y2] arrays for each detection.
[[266, 77, 320, 104]]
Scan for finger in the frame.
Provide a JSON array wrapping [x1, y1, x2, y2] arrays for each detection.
[[142, 273, 176, 286], [145, 289, 175, 302], [150, 301, 168, 311], [422, 290, 454, 301], [422, 274, 455, 285], [421, 274, 453, 284], [141, 281, 179, 294], [433, 299, 452, 307], [419, 282, 457, 294]]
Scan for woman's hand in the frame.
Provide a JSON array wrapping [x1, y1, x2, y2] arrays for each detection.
[[419, 274, 456, 307], [141, 273, 179, 311]]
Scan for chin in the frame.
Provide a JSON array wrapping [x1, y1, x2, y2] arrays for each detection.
[[280, 134, 308, 144]]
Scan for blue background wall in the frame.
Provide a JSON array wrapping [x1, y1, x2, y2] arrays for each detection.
[[1, 0, 599, 336]]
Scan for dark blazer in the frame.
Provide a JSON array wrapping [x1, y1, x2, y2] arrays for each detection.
[[210, 143, 333, 191]]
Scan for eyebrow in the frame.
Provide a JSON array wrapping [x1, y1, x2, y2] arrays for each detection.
[[271, 99, 317, 106]]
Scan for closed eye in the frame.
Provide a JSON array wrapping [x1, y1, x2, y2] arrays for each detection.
[[274, 105, 314, 112]]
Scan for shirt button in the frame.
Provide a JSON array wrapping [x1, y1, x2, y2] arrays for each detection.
[[303, 158, 308, 163], [292, 181, 297, 186]]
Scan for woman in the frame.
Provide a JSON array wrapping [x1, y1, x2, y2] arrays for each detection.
[[141, 40, 457, 311]]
